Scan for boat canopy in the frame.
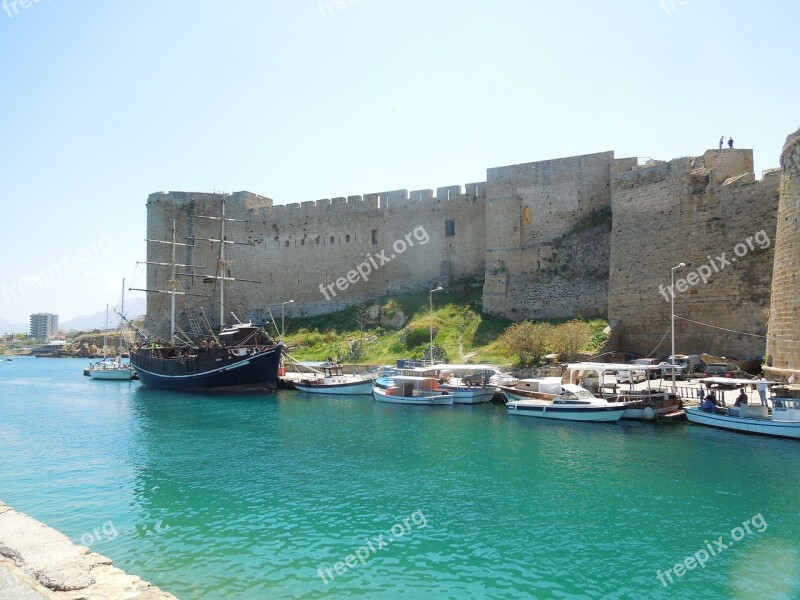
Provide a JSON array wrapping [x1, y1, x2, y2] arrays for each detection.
[[699, 377, 774, 385]]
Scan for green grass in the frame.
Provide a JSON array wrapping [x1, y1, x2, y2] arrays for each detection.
[[280, 285, 607, 366]]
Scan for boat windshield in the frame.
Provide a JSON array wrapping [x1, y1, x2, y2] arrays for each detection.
[[572, 389, 596, 401]]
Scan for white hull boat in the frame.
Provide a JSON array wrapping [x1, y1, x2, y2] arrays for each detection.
[[439, 385, 495, 404], [685, 394, 800, 440], [372, 376, 453, 405], [507, 384, 626, 422], [89, 365, 136, 380], [294, 365, 374, 395], [295, 378, 374, 395]]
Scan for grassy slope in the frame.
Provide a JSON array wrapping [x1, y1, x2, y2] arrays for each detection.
[[282, 284, 607, 366]]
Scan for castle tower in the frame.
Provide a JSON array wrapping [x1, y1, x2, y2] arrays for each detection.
[[765, 129, 800, 378]]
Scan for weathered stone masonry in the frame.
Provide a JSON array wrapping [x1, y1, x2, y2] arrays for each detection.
[[145, 139, 792, 362], [765, 129, 800, 377]]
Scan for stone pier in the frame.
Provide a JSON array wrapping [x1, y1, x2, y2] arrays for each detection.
[[0, 501, 177, 600]]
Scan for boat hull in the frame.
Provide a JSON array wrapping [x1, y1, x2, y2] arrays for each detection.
[[89, 368, 135, 381], [440, 386, 495, 404], [507, 402, 625, 422], [294, 379, 374, 395], [372, 386, 453, 405], [129, 346, 282, 392], [685, 407, 800, 440]]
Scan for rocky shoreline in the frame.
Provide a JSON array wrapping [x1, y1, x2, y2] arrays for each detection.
[[0, 501, 176, 600]]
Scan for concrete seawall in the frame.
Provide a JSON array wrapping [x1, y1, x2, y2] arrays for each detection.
[[0, 501, 177, 600]]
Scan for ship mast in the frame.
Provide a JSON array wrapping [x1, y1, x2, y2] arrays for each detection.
[[131, 218, 207, 343], [184, 193, 260, 331]]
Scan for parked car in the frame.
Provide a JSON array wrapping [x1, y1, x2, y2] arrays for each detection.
[[630, 358, 661, 379], [703, 363, 752, 381], [660, 355, 706, 380], [617, 368, 647, 384]]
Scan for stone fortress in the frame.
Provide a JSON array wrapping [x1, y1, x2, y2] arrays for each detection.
[[144, 129, 800, 371]]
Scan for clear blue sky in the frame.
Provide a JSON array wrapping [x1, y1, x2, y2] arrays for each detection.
[[1, 0, 797, 327]]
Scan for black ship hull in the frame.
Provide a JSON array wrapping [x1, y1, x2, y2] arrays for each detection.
[[130, 344, 283, 392]]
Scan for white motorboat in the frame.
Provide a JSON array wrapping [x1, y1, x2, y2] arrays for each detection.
[[294, 365, 374, 395], [686, 383, 800, 440], [506, 384, 626, 422], [565, 362, 682, 420], [372, 376, 453, 405], [498, 377, 564, 402]]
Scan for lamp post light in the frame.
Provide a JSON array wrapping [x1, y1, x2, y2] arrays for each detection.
[[281, 300, 294, 340], [429, 286, 443, 365], [670, 263, 686, 394]]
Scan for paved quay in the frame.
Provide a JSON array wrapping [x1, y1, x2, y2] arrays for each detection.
[[0, 501, 177, 600]]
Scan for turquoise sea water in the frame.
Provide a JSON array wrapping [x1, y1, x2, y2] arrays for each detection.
[[1, 357, 799, 599]]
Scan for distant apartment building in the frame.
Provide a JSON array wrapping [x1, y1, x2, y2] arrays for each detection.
[[30, 313, 58, 342]]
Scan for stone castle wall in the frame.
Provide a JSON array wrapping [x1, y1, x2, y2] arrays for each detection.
[[482, 151, 614, 320], [608, 150, 779, 360], [765, 129, 800, 376], [143, 144, 784, 361], [144, 185, 487, 338]]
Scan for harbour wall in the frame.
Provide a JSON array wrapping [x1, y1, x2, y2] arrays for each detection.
[[0, 500, 177, 599]]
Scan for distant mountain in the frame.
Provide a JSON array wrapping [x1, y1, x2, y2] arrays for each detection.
[[61, 310, 110, 332], [0, 317, 28, 334]]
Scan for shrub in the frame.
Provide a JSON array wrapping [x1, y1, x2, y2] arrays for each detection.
[[499, 321, 552, 366], [549, 320, 592, 360], [405, 327, 431, 350]]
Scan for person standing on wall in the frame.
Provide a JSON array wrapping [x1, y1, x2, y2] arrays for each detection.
[[728, 137, 734, 149], [719, 136, 724, 149]]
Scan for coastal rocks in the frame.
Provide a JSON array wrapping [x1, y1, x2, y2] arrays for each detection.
[[0, 501, 177, 600]]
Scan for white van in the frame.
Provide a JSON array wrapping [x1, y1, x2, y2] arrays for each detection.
[[617, 368, 647, 384]]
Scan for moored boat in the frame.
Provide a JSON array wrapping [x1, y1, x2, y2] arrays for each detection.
[[565, 362, 682, 421], [128, 196, 285, 392], [685, 384, 800, 440], [294, 364, 374, 395], [89, 357, 136, 381], [372, 376, 453, 405], [129, 323, 283, 392], [506, 384, 626, 422]]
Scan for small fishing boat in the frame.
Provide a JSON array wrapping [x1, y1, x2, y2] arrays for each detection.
[[294, 364, 374, 395], [686, 383, 800, 440], [565, 362, 682, 421], [506, 384, 626, 422], [498, 377, 564, 402], [372, 376, 453, 405]]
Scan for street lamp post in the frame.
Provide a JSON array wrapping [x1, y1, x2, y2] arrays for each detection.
[[429, 286, 443, 365], [281, 300, 294, 340], [670, 263, 686, 394]]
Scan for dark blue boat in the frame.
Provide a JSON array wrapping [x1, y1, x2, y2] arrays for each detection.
[[129, 324, 283, 392]]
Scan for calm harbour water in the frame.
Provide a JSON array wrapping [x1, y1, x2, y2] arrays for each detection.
[[1, 357, 799, 599]]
